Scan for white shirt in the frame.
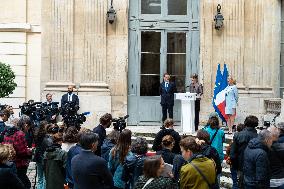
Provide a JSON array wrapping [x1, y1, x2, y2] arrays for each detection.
[[68, 94, 73, 102], [165, 82, 169, 88]]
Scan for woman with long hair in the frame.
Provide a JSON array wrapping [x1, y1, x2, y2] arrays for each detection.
[[225, 76, 238, 134], [134, 155, 177, 189], [108, 129, 133, 189], [204, 116, 225, 162], [34, 121, 48, 189]]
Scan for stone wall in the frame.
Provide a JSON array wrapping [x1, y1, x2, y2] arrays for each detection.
[[0, 0, 41, 115], [1, 0, 281, 126], [200, 0, 281, 123], [41, 0, 128, 127]]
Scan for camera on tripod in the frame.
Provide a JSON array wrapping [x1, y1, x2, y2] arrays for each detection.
[[20, 102, 46, 124], [61, 101, 86, 129], [60, 101, 79, 115], [42, 102, 60, 116], [112, 115, 129, 132]]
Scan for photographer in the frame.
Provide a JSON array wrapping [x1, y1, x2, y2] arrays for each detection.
[[93, 113, 112, 156], [42, 93, 59, 123], [20, 100, 44, 128]]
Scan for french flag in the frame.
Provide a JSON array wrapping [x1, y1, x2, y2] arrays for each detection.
[[212, 64, 229, 122]]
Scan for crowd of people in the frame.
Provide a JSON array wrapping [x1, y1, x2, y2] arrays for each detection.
[[0, 103, 284, 189]]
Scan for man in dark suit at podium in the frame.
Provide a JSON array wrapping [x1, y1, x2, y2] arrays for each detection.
[[160, 73, 177, 122], [61, 85, 79, 107]]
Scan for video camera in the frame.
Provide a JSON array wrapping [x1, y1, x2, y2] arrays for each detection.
[[0, 104, 7, 111], [112, 115, 129, 132], [42, 102, 59, 115], [60, 101, 79, 116], [19, 102, 46, 123], [61, 101, 86, 129]]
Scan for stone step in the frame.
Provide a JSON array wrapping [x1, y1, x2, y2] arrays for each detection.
[[220, 176, 233, 188]]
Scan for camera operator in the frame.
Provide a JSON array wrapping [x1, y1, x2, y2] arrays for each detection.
[[43, 93, 59, 123], [61, 85, 79, 108], [93, 113, 112, 156]]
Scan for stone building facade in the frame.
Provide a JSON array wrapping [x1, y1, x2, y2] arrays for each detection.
[[0, 0, 41, 114], [0, 0, 283, 126]]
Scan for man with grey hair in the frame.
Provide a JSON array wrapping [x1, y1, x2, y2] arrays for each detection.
[[269, 124, 284, 188], [243, 129, 273, 189]]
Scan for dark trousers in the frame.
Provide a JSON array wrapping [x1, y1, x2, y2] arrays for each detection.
[[231, 168, 239, 189], [238, 171, 244, 189], [17, 167, 31, 189], [162, 104, 174, 123], [195, 99, 200, 131], [162, 104, 173, 122]]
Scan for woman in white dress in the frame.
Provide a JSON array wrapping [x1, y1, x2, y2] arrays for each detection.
[[225, 76, 238, 133]]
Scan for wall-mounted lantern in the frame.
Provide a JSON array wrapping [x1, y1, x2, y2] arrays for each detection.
[[107, 0, 116, 24], [214, 4, 224, 30]]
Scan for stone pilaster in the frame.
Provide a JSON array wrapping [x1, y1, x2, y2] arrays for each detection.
[[42, 0, 111, 128], [200, 0, 281, 122]]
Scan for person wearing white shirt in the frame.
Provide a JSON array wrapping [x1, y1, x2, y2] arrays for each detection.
[[61, 85, 79, 108]]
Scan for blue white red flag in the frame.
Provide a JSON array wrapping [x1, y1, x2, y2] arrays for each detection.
[[212, 64, 229, 122]]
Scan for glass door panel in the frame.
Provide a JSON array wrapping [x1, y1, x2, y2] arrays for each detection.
[[168, 0, 187, 15], [167, 32, 186, 92], [140, 31, 161, 96], [141, 0, 161, 14]]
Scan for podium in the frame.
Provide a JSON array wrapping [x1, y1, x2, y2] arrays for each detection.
[[175, 92, 196, 134]]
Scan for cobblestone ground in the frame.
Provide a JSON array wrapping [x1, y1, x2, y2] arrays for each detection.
[[27, 162, 37, 189]]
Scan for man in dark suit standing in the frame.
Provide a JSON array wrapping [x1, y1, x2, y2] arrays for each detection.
[[71, 132, 113, 189], [43, 93, 59, 123], [61, 85, 79, 107], [160, 73, 177, 122]]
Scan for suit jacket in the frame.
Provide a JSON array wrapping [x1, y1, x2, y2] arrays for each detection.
[[61, 93, 79, 107], [159, 81, 177, 106], [42, 102, 59, 123], [72, 150, 113, 189]]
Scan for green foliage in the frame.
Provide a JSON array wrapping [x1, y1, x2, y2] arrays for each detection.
[[0, 62, 17, 98]]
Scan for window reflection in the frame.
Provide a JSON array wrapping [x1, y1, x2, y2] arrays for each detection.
[[168, 0, 187, 15], [140, 31, 161, 96], [140, 75, 160, 96], [167, 32, 186, 93], [170, 76, 186, 93], [141, 0, 161, 14]]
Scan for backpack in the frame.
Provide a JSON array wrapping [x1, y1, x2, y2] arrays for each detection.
[[121, 154, 146, 189]]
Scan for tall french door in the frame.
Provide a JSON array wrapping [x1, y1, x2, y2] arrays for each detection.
[[128, 0, 200, 125]]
